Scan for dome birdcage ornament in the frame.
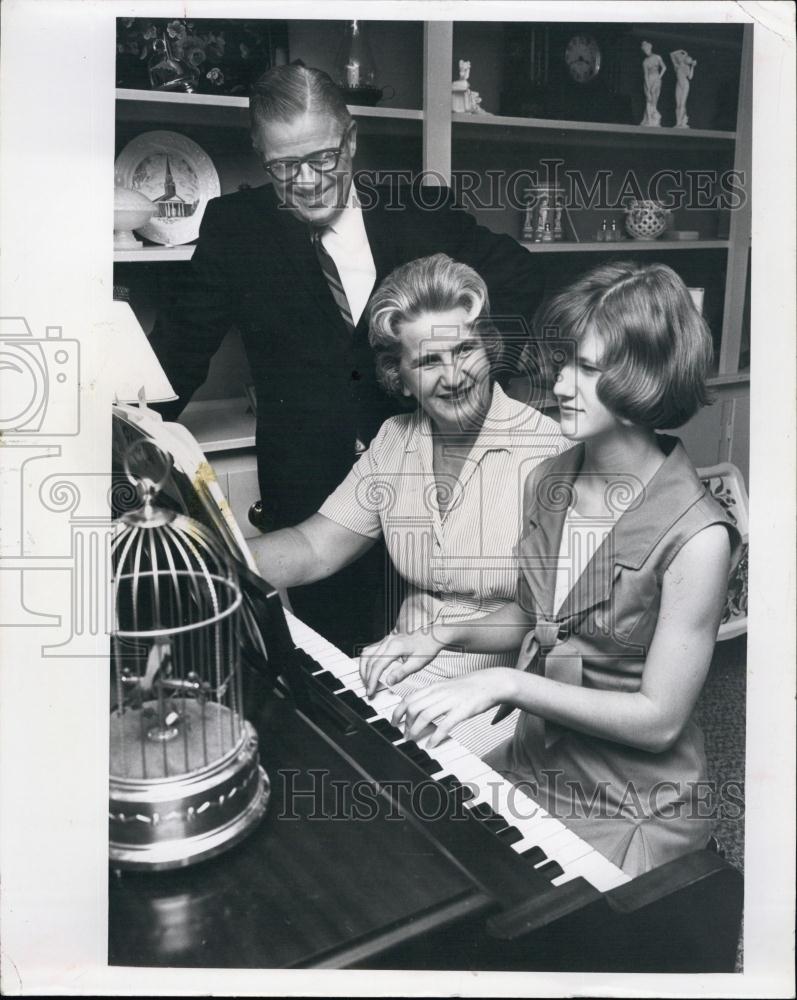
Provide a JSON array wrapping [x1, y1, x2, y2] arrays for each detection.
[[109, 440, 269, 870]]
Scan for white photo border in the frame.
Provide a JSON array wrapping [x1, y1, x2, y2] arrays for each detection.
[[0, 1, 794, 996]]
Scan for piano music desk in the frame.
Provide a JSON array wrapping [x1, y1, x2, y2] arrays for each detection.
[[176, 397, 261, 540]]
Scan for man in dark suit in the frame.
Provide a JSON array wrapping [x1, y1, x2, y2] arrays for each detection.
[[150, 64, 546, 652]]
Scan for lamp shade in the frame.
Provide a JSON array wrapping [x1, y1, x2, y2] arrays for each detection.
[[108, 300, 177, 404]]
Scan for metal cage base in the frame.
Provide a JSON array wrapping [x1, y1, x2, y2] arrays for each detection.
[[109, 720, 270, 871]]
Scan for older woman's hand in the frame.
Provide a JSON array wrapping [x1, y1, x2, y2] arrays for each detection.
[[359, 628, 445, 698], [390, 669, 516, 748]]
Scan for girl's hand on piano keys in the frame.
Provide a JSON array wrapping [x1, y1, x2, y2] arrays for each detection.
[[392, 669, 517, 748], [359, 628, 445, 698]]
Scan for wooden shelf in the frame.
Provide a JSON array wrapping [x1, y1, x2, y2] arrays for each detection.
[[626, 25, 744, 53], [115, 238, 730, 264], [115, 245, 195, 263], [519, 240, 729, 254], [112, 236, 731, 264], [452, 112, 735, 145], [116, 89, 422, 129], [116, 88, 249, 108], [115, 239, 729, 264], [350, 106, 423, 121]]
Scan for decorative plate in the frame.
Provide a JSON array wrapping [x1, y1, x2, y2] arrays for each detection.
[[114, 131, 220, 246]]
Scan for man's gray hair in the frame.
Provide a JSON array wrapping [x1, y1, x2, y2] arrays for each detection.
[[249, 64, 352, 133]]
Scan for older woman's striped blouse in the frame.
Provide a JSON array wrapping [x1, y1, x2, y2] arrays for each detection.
[[318, 384, 567, 756]]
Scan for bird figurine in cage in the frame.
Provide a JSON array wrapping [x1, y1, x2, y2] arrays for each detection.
[[109, 439, 270, 870]]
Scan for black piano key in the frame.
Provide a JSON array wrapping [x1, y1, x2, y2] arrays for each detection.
[[336, 689, 377, 719], [333, 688, 359, 707], [520, 845, 548, 866], [313, 671, 345, 692], [534, 859, 565, 880], [470, 802, 502, 823], [399, 741, 432, 764], [477, 816, 510, 835], [394, 742, 442, 775], [494, 825, 524, 846], [415, 758, 445, 778], [438, 775, 476, 803], [370, 718, 404, 742]]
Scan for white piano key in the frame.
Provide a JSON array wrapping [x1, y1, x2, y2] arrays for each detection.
[[317, 660, 364, 687], [327, 658, 362, 680], [307, 663, 368, 700], [583, 854, 632, 890], [341, 673, 368, 697], [511, 833, 552, 858], [470, 770, 528, 818], [421, 740, 475, 768], [509, 814, 571, 852], [430, 754, 494, 783], [551, 852, 630, 892], [533, 824, 580, 850], [520, 825, 592, 861], [549, 872, 580, 888], [368, 689, 404, 715], [549, 836, 597, 867], [502, 788, 556, 830], [462, 775, 552, 825]]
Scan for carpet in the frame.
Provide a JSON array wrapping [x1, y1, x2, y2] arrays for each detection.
[[695, 634, 747, 971]]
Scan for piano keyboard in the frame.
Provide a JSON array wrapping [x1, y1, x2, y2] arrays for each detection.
[[285, 611, 630, 895]]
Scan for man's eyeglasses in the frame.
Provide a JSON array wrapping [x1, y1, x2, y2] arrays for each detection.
[[262, 127, 353, 182]]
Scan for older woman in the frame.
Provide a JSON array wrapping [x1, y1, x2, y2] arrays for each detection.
[[250, 253, 564, 755]]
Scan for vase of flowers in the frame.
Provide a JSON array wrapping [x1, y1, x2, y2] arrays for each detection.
[[116, 18, 289, 96], [147, 26, 199, 93]]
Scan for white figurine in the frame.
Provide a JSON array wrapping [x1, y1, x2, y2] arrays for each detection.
[[452, 59, 470, 113], [451, 59, 488, 114], [467, 90, 488, 114], [670, 49, 697, 128], [640, 41, 666, 126]]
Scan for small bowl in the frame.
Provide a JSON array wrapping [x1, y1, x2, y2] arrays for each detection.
[[624, 200, 670, 240], [114, 187, 156, 248]]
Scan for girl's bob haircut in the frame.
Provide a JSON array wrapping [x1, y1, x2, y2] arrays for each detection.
[[368, 254, 502, 398], [536, 260, 714, 429]]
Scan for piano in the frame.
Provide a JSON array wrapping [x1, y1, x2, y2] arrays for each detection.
[[108, 404, 743, 972]]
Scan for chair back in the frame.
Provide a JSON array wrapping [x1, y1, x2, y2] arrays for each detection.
[[697, 462, 749, 640]]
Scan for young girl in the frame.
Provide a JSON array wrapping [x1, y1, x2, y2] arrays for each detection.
[[359, 261, 740, 877]]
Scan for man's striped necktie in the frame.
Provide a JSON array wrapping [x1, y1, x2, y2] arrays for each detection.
[[312, 228, 354, 333]]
